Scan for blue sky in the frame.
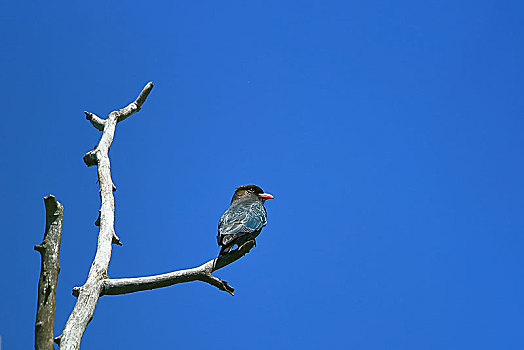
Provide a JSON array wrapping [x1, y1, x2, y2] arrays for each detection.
[[1, 1, 523, 349]]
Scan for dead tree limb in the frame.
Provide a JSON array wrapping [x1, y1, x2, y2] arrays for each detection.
[[35, 195, 63, 350], [44, 81, 257, 350], [99, 239, 256, 297], [56, 82, 154, 350]]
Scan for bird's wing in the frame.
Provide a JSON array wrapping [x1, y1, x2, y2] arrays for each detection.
[[218, 201, 267, 246]]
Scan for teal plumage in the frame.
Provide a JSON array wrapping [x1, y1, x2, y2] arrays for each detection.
[[217, 185, 273, 256]]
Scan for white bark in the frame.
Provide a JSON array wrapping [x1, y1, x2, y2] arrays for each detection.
[[100, 240, 256, 297], [57, 83, 153, 350], [51, 81, 257, 350]]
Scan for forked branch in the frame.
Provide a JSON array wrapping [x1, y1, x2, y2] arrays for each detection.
[[43, 81, 256, 350], [57, 82, 153, 350]]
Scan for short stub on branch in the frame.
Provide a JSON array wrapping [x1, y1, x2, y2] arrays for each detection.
[[200, 274, 235, 296], [112, 232, 122, 246], [84, 112, 105, 131], [83, 148, 98, 167], [54, 335, 62, 345], [34, 243, 46, 253]]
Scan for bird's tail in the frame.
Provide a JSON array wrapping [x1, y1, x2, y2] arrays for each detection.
[[218, 244, 234, 257]]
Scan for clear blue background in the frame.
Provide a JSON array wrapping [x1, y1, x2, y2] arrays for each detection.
[[1, 1, 523, 349]]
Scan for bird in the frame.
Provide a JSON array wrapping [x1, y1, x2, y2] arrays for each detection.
[[217, 184, 274, 257]]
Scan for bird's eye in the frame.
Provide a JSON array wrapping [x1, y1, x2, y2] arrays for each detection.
[[248, 188, 255, 193]]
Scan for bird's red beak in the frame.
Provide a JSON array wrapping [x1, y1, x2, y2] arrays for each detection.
[[258, 193, 274, 200]]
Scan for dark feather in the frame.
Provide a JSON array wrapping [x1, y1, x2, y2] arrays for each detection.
[[217, 197, 267, 256]]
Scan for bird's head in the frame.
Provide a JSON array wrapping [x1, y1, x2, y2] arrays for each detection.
[[232, 184, 274, 203]]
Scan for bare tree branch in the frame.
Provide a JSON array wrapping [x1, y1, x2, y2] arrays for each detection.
[[100, 240, 256, 297], [57, 82, 153, 350], [84, 112, 104, 131], [35, 195, 63, 350], [51, 81, 257, 349]]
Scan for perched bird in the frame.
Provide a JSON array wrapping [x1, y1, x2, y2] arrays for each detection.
[[217, 184, 274, 256]]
